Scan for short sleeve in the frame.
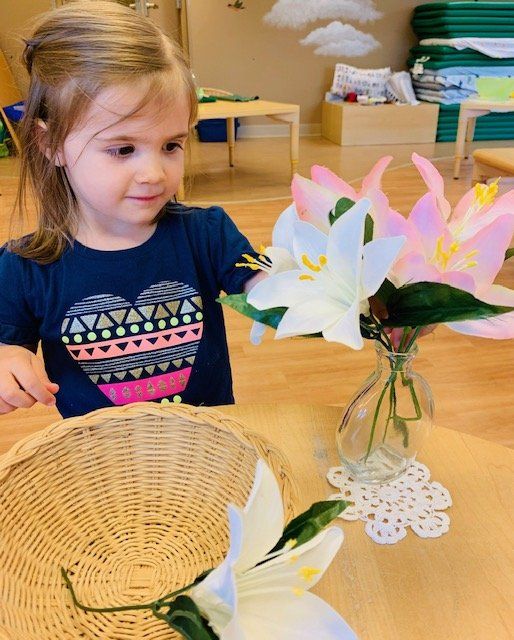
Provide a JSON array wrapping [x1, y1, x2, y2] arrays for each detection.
[[205, 207, 259, 294], [0, 246, 40, 345]]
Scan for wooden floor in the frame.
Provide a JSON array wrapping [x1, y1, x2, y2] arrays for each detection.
[[0, 136, 513, 448]]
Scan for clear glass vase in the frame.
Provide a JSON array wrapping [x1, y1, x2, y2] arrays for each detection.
[[336, 341, 434, 484]]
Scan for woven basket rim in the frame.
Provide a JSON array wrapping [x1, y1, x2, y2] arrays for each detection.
[[0, 402, 298, 515]]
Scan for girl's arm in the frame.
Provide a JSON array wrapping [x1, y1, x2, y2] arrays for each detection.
[[243, 271, 267, 293]]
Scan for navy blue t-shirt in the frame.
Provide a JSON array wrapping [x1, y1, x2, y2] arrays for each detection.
[[0, 204, 256, 417]]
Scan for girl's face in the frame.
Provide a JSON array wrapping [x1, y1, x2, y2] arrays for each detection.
[[60, 81, 190, 249]]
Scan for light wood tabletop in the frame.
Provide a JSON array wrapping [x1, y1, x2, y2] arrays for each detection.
[[1, 402, 512, 639]]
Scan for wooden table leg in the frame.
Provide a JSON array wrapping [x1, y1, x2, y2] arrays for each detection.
[[464, 117, 476, 160], [290, 119, 299, 177], [453, 107, 468, 179], [227, 117, 235, 167]]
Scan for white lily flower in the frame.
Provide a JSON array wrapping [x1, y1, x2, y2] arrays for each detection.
[[190, 460, 357, 640], [247, 199, 405, 350], [245, 203, 306, 345]]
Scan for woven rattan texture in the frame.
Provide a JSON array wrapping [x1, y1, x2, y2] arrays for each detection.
[[0, 403, 296, 639]]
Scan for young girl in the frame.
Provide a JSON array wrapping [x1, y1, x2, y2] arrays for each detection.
[[0, 1, 262, 418]]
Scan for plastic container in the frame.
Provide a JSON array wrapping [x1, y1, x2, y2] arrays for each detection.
[[196, 117, 240, 142], [2, 100, 25, 122]]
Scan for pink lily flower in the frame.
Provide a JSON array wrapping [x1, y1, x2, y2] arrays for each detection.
[[371, 184, 514, 339], [412, 152, 514, 240], [291, 156, 393, 232]]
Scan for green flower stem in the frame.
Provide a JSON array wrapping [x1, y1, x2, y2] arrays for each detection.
[[365, 374, 393, 460], [382, 373, 397, 443], [61, 567, 196, 614]]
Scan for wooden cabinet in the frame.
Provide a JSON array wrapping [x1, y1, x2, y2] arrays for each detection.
[[321, 101, 440, 146]]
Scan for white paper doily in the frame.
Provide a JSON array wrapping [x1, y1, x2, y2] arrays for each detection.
[[327, 461, 452, 544]]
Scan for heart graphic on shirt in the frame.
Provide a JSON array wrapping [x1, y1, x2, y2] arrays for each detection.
[[60, 281, 204, 405]]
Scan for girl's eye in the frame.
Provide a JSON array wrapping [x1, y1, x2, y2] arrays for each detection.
[[107, 145, 135, 157], [163, 142, 182, 153]]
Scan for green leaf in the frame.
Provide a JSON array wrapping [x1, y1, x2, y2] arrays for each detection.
[[270, 500, 347, 553], [159, 596, 219, 640], [383, 282, 514, 327], [218, 293, 286, 329], [364, 213, 374, 244], [374, 278, 397, 306], [329, 197, 355, 226], [505, 248, 514, 261]]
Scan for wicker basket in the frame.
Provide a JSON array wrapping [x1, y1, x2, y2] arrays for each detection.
[[0, 403, 296, 639]]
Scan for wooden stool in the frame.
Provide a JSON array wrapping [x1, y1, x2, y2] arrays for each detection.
[[472, 147, 514, 183]]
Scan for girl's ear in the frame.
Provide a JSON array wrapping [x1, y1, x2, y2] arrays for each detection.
[[36, 119, 65, 167]]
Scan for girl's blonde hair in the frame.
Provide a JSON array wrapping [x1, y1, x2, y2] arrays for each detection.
[[11, 0, 198, 264]]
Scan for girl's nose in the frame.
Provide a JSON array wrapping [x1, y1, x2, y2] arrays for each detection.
[[134, 157, 166, 184]]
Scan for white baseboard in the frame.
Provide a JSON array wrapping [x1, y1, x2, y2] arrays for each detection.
[[237, 123, 321, 139]]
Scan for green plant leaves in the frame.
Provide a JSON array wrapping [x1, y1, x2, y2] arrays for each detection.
[[218, 293, 286, 329], [505, 248, 514, 261], [270, 500, 347, 553], [329, 197, 355, 226], [158, 596, 219, 640], [329, 197, 374, 244], [383, 282, 514, 327]]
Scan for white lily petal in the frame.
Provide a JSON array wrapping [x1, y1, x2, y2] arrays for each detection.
[[240, 527, 343, 594], [220, 616, 246, 640], [360, 235, 406, 299], [292, 220, 328, 266], [272, 203, 297, 254], [236, 460, 285, 573], [264, 246, 298, 274], [322, 299, 363, 349], [326, 199, 370, 287], [247, 270, 315, 310], [249, 321, 266, 345], [275, 298, 344, 339], [190, 505, 242, 631], [236, 591, 357, 640]]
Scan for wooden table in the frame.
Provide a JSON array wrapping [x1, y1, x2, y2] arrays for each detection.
[[1, 403, 513, 639], [453, 97, 514, 179], [178, 99, 300, 199]]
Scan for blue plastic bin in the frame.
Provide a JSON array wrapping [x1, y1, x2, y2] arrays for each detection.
[[3, 101, 25, 123], [196, 118, 240, 142]]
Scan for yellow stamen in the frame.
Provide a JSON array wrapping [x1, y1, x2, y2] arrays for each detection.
[[465, 249, 479, 260], [288, 555, 299, 565], [292, 588, 305, 597], [432, 235, 460, 271], [301, 253, 322, 272], [318, 255, 328, 267], [299, 274, 315, 281], [259, 244, 267, 254], [242, 253, 259, 264], [298, 566, 322, 582], [474, 178, 500, 208], [284, 539, 297, 550], [235, 262, 261, 270], [466, 261, 478, 268], [236, 252, 272, 272]]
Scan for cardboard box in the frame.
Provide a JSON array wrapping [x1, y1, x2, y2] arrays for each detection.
[[321, 101, 440, 146]]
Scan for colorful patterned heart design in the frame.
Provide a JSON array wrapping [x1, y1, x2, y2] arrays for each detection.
[[61, 281, 203, 405]]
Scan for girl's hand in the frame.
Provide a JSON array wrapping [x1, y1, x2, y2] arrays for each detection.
[[0, 345, 59, 413]]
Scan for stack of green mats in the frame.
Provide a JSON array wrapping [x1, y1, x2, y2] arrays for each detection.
[[408, 45, 514, 71], [436, 104, 514, 141], [412, 2, 514, 39]]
